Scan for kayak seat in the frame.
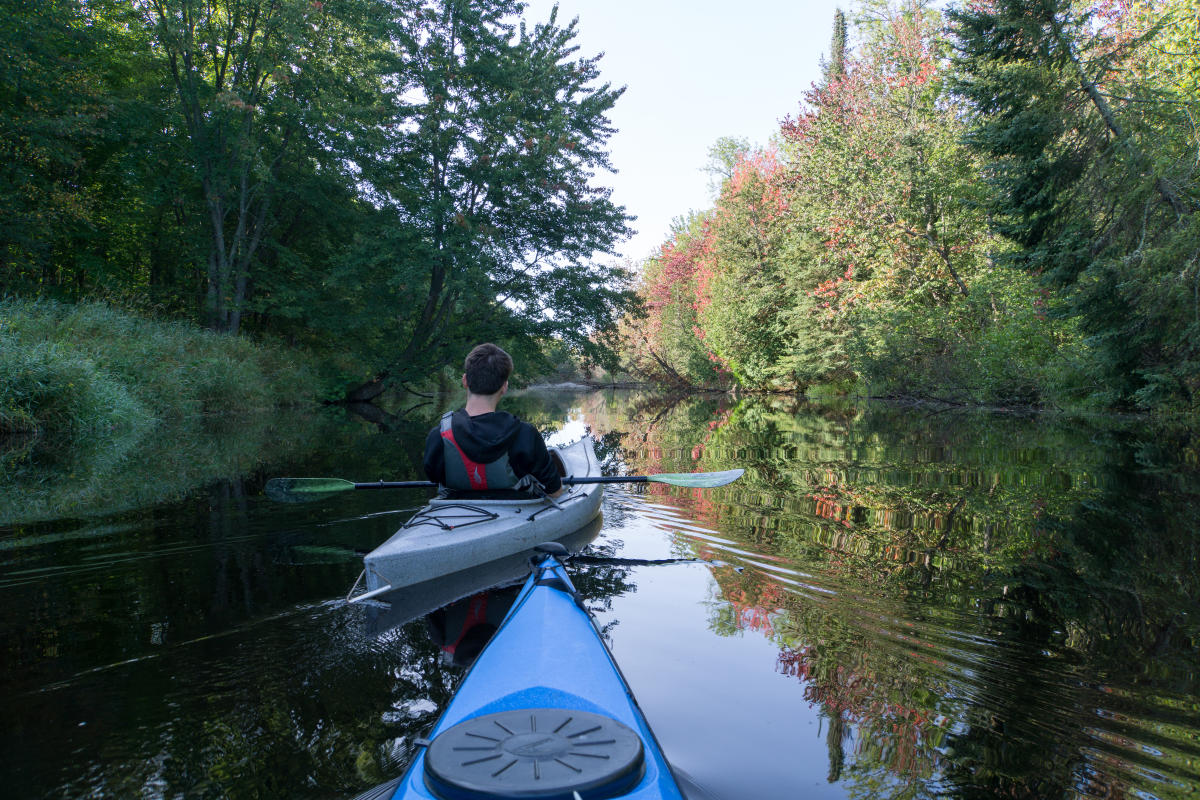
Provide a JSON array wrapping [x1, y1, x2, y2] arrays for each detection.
[[423, 707, 645, 800]]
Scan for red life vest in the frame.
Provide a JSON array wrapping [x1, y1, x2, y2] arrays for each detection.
[[439, 411, 519, 490]]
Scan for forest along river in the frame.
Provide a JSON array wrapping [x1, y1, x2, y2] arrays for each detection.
[[1, 388, 1198, 799]]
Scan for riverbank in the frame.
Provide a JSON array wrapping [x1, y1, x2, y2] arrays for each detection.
[[1, 298, 323, 441]]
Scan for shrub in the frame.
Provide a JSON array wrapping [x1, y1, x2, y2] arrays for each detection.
[[0, 335, 146, 436], [0, 297, 321, 439]]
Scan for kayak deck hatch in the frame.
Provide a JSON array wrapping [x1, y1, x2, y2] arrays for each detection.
[[423, 708, 645, 799]]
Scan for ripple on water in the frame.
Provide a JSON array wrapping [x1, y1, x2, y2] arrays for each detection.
[[615, 461, 1200, 799]]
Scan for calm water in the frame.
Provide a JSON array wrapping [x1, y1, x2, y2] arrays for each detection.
[[2, 390, 1198, 799]]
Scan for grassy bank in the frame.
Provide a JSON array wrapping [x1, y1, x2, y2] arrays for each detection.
[[1, 298, 322, 439]]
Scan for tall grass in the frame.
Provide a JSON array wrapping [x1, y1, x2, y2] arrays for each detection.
[[0, 298, 322, 438]]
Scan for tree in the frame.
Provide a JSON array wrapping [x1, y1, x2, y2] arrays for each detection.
[[618, 212, 724, 388], [133, 0, 402, 333], [697, 147, 794, 387], [345, 0, 633, 398], [0, 0, 108, 291], [703, 136, 751, 198], [776, 1, 995, 391], [948, 0, 1199, 408], [829, 8, 848, 81]]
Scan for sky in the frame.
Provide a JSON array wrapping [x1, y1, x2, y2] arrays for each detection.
[[519, 0, 845, 264]]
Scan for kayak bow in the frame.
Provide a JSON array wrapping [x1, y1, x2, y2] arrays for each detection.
[[374, 543, 687, 800]]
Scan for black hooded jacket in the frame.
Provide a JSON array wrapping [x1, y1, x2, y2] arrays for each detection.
[[423, 409, 562, 493]]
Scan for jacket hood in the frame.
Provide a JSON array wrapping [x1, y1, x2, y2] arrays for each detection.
[[450, 409, 522, 462]]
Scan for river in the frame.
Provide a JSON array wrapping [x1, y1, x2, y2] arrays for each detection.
[[2, 389, 1198, 799]]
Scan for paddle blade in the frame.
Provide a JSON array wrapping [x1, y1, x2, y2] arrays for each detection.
[[645, 469, 745, 488], [265, 477, 357, 503]]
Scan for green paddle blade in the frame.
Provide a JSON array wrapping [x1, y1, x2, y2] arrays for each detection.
[[265, 477, 357, 503], [645, 469, 744, 488]]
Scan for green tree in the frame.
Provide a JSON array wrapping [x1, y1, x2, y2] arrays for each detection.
[[772, 0, 1075, 402], [779, 3, 980, 386], [133, 0, 402, 333], [948, 0, 1200, 408], [344, 0, 633, 399], [0, 0, 219, 315], [0, 0, 109, 290], [703, 135, 750, 198], [697, 147, 794, 387]]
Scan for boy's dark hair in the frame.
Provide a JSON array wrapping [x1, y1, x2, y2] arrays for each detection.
[[463, 343, 513, 395]]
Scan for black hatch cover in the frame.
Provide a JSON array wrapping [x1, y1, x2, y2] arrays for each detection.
[[424, 708, 645, 799]]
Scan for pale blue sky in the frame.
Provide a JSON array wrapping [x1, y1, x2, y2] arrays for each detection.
[[520, 0, 845, 263]]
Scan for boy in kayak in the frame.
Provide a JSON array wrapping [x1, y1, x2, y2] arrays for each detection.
[[423, 343, 565, 497]]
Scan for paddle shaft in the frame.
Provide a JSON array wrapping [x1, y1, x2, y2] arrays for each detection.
[[265, 469, 742, 502]]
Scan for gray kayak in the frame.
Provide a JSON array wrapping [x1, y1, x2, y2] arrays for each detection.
[[348, 436, 604, 601], [361, 515, 602, 637]]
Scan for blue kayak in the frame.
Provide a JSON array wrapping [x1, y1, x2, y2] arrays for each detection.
[[364, 543, 687, 800]]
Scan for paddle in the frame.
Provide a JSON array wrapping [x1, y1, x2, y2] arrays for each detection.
[[265, 469, 744, 503]]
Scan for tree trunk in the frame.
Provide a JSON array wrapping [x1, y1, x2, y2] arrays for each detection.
[[343, 373, 390, 404], [1053, 15, 1189, 217]]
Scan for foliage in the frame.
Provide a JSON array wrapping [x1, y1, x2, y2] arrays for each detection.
[[129, 0, 403, 334], [618, 144, 795, 389], [619, 0, 1199, 413], [947, 0, 1200, 410], [0, 0, 633, 396], [779, 1, 1084, 402], [697, 147, 795, 387], [619, 1, 1087, 405], [345, 0, 634, 390], [0, 298, 321, 440], [0, 0, 126, 291], [617, 213, 724, 387]]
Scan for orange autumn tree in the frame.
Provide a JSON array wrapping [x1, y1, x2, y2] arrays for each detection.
[[617, 212, 726, 388], [619, 146, 790, 389]]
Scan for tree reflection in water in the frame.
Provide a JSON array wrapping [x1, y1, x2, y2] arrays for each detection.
[[589, 390, 1200, 799], [3, 391, 1197, 799]]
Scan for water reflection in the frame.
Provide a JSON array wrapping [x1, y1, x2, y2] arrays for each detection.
[[1, 392, 1197, 799], [587, 391, 1200, 799], [423, 586, 521, 668], [362, 516, 603, 640]]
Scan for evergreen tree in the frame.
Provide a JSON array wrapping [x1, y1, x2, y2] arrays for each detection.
[[830, 8, 847, 80], [948, 0, 1199, 408]]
